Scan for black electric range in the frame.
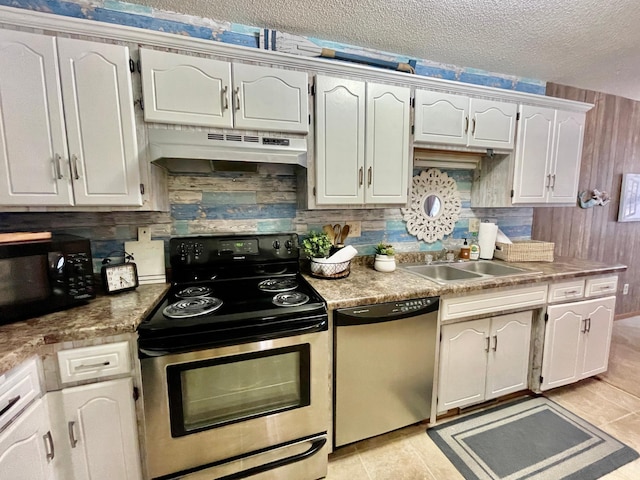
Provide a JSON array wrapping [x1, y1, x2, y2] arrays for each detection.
[[138, 233, 327, 355]]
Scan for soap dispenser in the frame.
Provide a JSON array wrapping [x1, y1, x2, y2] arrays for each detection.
[[460, 238, 470, 260], [469, 233, 481, 261]]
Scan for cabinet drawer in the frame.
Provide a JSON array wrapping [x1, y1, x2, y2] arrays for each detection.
[[441, 284, 548, 321], [548, 279, 585, 303], [0, 358, 42, 431], [57, 341, 131, 384], [585, 276, 618, 297]]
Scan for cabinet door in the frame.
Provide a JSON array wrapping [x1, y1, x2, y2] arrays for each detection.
[[548, 110, 585, 204], [315, 76, 365, 205], [0, 399, 56, 480], [140, 48, 233, 128], [232, 64, 308, 133], [414, 90, 469, 145], [485, 312, 532, 399], [0, 30, 73, 206], [438, 318, 490, 412], [62, 378, 142, 480], [512, 105, 555, 204], [579, 296, 615, 378], [541, 302, 584, 390], [57, 38, 142, 206], [468, 99, 517, 149], [365, 83, 410, 204]]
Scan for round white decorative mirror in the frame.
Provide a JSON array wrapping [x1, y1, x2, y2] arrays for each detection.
[[401, 169, 461, 243]]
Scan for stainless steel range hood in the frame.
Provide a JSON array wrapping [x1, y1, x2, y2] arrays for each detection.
[[148, 129, 307, 173]]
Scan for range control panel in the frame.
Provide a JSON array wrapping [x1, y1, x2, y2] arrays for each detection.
[[170, 234, 299, 266]]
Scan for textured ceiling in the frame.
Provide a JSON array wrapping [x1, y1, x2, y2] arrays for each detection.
[[133, 0, 640, 100]]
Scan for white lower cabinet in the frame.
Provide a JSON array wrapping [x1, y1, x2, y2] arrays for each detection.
[[438, 311, 532, 412], [51, 377, 142, 480], [0, 398, 57, 480], [541, 296, 615, 391]]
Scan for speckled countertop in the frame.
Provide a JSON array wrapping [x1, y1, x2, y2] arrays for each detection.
[[0, 256, 626, 376], [0, 283, 169, 375], [304, 256, 627, 310]]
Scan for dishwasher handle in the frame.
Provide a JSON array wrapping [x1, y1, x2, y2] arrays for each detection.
[[335, 297, 439, 326]]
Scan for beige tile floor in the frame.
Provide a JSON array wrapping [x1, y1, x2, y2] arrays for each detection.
[[327, 317, 640, 480]]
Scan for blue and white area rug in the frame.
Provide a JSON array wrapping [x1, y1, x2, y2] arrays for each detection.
[[427, 396, 638, 480]]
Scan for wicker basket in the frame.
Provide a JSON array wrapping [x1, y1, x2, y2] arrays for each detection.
[[493, 240, 555, 262]]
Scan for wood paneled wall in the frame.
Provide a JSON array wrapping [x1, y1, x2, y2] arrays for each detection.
[[533, 83, 640, 317]]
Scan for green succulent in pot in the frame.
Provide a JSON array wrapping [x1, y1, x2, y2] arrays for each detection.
[[375, 242, 395, 256], [301, 231, 333, 259]]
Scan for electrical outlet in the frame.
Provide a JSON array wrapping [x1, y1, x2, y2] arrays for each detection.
[[345, 221, 361, 237], [623, 283, 629, 295], [469, 218, 481, 233]]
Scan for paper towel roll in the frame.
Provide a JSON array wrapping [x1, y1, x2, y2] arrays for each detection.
[[478, 222, 498, 259]]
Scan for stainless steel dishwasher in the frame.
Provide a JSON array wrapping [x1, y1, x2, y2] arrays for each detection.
[[334, 296, 439, 447]]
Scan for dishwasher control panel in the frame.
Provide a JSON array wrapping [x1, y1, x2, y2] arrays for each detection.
[[336, 296, 439, 322]]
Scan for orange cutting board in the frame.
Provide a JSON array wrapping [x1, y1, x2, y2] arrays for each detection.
[[0, 231, 52, 243]]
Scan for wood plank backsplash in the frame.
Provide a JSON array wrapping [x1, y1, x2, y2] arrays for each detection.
[[534, 83, 640, 317]]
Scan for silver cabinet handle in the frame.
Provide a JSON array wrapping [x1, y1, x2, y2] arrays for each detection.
[[485, 336, 490, 352], [68, 421, 78, 448], [492, 335, 498, 351], [234, 86, 240, 111], [471, 118, 476, 135], [465, 116, 469, 134], [222, 86, 229, 110], [54, 154, 64, 180], [565, 290, 579, 295], [43, 431, 55, 460], [72, 154, 80, 180], [581, 318, 588, 333], [586, 317, 592, 333], [0, 395, 20, 418], [546, 174, 551, 189], [359, 167, 363, 186], [367, 166, 372, 186], [551, 174, 556, 189], [74, 361, 110, 371]]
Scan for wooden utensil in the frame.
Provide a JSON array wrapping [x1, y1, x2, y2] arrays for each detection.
[[323, 224, 335, 244], [340, 225, 350, 244], [333, 224, 342, 244]]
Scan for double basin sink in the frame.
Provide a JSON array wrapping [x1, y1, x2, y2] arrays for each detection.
[[400, 260, 539, 284]]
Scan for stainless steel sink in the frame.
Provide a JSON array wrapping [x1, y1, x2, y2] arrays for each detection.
[[400, 260, 538, 284], [402, 264, 483, 282], [453, 261, 532, 276]]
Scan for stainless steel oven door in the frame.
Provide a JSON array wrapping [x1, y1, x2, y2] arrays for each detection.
[[140, 330, 328, 479]]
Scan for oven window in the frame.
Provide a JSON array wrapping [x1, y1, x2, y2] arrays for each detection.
[[167, 344, 311, 437], [0, 256, 49, 306]]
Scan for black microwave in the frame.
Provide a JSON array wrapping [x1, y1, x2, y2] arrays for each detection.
[[0, 234, 95, 324]]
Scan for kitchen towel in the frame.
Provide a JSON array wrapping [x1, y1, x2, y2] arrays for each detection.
[[478, 222, 498, 259]]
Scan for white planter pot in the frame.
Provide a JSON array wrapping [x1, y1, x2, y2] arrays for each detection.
[[374, 254, 396, 272]]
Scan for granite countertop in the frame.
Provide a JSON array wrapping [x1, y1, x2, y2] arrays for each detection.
[[0, 256, 626, 376], [0, 283, 169, 375], [305, 256, 627, 310]]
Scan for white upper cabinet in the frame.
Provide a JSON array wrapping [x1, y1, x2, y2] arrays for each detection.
[[0, 30, 141, 207], [512, 105, 585, 205], [315, 75, 410, 206], [140, 48, 232, 128], [414, 90, 517, 150], [140, 48, 309, 133]]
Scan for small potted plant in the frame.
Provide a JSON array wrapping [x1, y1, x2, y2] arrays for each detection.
[[301, 231, 333, 274], [374, 242, 396, 272]]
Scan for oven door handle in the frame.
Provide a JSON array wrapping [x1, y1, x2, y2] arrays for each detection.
[[216, 437, 327, 480]]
